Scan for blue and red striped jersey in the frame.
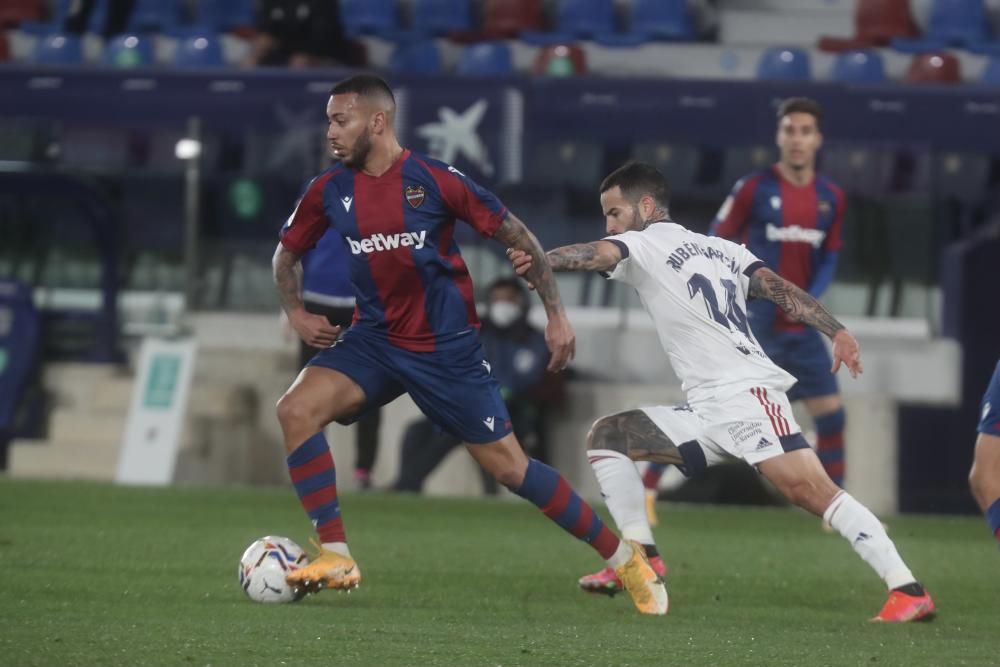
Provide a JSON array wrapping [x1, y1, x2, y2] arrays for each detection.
[[710, 165, 845, 332], [280, 149, 508, 351]]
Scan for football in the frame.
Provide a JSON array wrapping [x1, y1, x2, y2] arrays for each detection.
[[238, 536, 308, 603]]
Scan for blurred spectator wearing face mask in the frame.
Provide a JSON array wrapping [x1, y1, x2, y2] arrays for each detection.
[[392, 277, 566, 494]]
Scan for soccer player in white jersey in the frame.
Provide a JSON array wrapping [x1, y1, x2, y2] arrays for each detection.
[[508, 161, 934, 623]]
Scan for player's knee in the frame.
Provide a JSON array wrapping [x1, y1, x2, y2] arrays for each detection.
[[275, 392, 317, 430], [586, 416, 625, 455]]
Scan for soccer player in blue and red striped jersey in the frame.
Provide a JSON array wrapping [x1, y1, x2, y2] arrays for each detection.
[[969, 360, 1000, 549], [642, 98, 849, 517], [272, 74, 666, 614]]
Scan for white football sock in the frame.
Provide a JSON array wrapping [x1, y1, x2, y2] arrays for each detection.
[[606, 540, 633, 570], [322, 542, 352, 558], [823, 492, 915, 590], [588, 449, 656, 547]]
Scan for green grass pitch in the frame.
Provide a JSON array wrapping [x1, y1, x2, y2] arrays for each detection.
[[1, 479, 998, 666]]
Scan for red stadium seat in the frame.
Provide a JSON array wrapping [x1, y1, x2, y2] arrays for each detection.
[[484, 0, 544, 38], [818, 0, 918, 52], [0, 0, 42, 28], [905, 52, 962, 84], [532, 43, 587, 76], [0, 32, 9, 62]]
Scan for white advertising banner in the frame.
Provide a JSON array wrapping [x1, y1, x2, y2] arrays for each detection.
[[116, 337, 197, 485]]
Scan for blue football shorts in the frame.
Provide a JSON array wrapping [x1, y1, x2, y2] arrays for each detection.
[[307, 327, 513, 444]]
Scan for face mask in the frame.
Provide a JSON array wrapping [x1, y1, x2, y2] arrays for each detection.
[[489, 301, 521, 328]]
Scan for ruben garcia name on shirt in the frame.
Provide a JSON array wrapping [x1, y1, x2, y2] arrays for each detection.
[[664, 240, 741, 273]]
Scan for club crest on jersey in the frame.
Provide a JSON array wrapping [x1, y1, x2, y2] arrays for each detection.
[[405, 185, 426, 208]]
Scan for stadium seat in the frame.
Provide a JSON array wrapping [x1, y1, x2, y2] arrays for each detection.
[[553, 0, 616, 38], [457, 42, 513, 75], [194, 0, 254, 32], [818, 0, 918, 52], [411, 0, 474, 36], [483, 0, 543, 38], [904, 52, 962, 84], [756, 47, 811, 81], [103, 33, 155, 67], [17, 0, 72, 35], [388, 40, 441, 74], [630, 0, 697, 41], [532, 43, 587, 76], [830, 50, 887, 83], [127, 0, 183, 33], [0, 0, 42, 28], [0, 32, 8, 62], [32, 33, 84, 65], [174, 34, 225, 68], [893, 0, 991, 50], [983, 57, 1000, 84], [341, 0, 398, 37]]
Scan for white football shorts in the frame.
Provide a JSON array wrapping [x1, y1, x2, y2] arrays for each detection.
[[640, 386, 808, 474]]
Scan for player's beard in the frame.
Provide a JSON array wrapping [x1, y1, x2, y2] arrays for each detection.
[[342, 127, 373, 170]]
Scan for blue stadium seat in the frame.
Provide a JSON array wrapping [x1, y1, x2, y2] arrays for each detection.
[[103, 33, 155, 67], [411, 0, 473, 36], [457, 42, 513, 75], [630, 0, 696, 41], [554, 0, 616, 38], [174, 34, 225, 68], [32, 33, 84, 65], [341, 0, 398, 37], [17, 0, 72, 35], [893, 0, 990, 50], [831, 50, 886, 82], [756, 47, 811, 80], [127, 0, 183, 33], [982, 57, 1000, 84], [389, 40, 441, 74], [194, 0, 254, 32], [925, 0, 990, 44]]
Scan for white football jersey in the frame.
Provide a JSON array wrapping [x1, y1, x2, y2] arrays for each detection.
[[605, 222, 796, 404]]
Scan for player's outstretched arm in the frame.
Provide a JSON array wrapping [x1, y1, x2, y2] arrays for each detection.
[[506, 240, 623, 280], [493, 214, 575, 371], [748, 266, 863, 378], [272, 242, 341, 348]]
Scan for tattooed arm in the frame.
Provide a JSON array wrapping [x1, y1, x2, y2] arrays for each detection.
[[272, 243, 340, 348], [588, 410, 685, 465], [748, 266, 863, 377], [545, 240, 624, 272], [493, 213, 576, 371]]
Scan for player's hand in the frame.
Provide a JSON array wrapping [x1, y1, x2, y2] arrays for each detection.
[[289, 308, 341, 348], [545, 312, 575, 372], [506, 249, 536, 290], [831, 329, 863, 378]]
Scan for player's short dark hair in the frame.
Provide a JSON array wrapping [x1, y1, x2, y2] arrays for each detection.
[[330, 74, 396, 107], [777, 97, 822, 130], [599, 161, 670, 210]]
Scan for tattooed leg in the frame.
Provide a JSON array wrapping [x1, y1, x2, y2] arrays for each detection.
[[585, 409, 674, 548], [588, 410, 684, 466]]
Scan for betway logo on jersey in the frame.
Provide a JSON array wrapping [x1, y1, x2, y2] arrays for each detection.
[[765, 224, 826, 248], [346, 231, 427, 255]]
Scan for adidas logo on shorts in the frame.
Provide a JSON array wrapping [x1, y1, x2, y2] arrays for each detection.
[[755, 437, 773, 451]]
